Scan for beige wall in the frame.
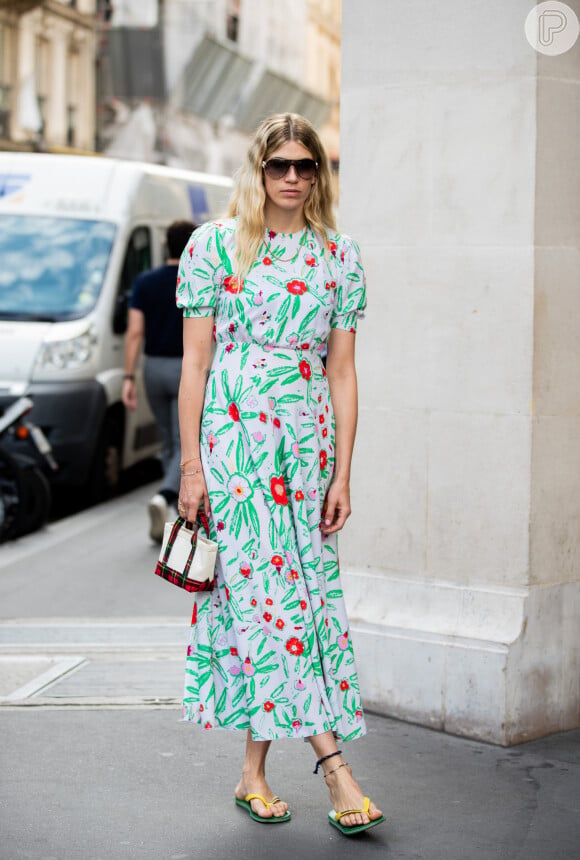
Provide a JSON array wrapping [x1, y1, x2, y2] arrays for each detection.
[[339, 0, 580, 744]]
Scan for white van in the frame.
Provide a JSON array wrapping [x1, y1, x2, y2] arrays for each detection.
[[0, 153, 232, 499]]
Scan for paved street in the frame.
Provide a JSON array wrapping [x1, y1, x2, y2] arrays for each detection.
[[0, 483, 579, 860]]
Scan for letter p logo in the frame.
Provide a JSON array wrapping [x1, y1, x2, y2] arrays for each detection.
[[525, 2, 579, 55]]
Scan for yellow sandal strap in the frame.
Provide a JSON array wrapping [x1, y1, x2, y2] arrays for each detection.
[[244, 793, 281, 809], [334, 797, 371, 821]]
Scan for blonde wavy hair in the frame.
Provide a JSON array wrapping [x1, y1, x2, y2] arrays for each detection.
[[227, 113, 336, 281]]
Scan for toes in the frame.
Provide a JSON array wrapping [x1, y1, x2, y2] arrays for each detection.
[[271, 801, 288, 818], [251, 801, 273, 819]]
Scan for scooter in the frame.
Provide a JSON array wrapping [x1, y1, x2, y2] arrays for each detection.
[[0, 397, 57, 543]]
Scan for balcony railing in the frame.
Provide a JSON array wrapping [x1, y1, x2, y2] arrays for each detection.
[[0, 1, 44, 14]]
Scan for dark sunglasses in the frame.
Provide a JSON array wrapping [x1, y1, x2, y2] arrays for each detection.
[[262, 158, 319, 180]]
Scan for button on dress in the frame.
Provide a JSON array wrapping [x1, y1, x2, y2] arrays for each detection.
[[177, 218, 368, 741]]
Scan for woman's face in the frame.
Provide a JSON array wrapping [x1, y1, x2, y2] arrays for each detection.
[[262, 140, 317, 220]]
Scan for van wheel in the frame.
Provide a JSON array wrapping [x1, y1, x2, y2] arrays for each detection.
[[88, 413, 122, 504]]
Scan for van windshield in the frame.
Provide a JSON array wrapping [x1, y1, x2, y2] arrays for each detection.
[[0, 215, 116, 321]]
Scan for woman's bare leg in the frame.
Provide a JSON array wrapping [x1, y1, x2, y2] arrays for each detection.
[[308, 730, 383, 827], [234, 729, 289, 819]]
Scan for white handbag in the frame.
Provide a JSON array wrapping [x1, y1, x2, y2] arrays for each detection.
[[155, 515, 218, 593]]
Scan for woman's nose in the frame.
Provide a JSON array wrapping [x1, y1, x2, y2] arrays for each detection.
[[285, 165, 299, 181]]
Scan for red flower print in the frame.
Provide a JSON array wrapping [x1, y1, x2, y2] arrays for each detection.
[[292, 719, 302, 728], [264, 701, 275, 712], [228, 402, 240, 421], [286, 637, 304, 657], [269, 230, 276, 239], [319, 414, 324, 424], [305, 255, 316, 267], [240, 563, 252, 578], [225, 586, 230, 601], [341, 249, 345, 262], [271, 554, 283, 571], [299, 360, 312, 381], [319, 450, 327, 470], [259, 412, 267, 423], [263, 257, 272, 265], [265, 597, 273, 606], [204, 722, 212, 729], [188, 243, 194, 258], [230, 647, 238, 656], [176, 276, 181, 287], [276, 618, 285, 629], [199, 703, 204, 711], [225, 343, 234, 353], [273, 417, 281, 428], [217, 520, 225, 531], [212, 324, 217, 342], [295, 490, 304, 501], [270, 475, 288, 506], [289, 569, 299, 580], [340, 680, 350, 691], [251, 598, 257, 607], [286, 279, 308, 296], [300, 600, 307, 610], [301, 343, 310, 350], [322, 428, 328, 438], [263, 612, 272, 622], [224, 274, 244, 293], [228, 322, 236, 333], [350, 327, 356, 333], [191, 602, 197, 625], [328, 240, 337, 256]]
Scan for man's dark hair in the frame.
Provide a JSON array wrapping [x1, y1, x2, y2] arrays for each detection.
[[166, 220, 196, 259]]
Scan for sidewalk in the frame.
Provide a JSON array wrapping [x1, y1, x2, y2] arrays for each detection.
[[0, 484, 578, 859]]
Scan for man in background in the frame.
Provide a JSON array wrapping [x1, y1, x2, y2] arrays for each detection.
[[122, 219, 196, 541]]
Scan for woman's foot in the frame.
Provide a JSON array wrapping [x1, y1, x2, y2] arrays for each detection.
[[234, 773, 289, 820], [324, 761, 383, 828]]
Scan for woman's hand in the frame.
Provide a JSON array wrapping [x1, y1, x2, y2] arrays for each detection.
[[178, 471, 211, 521], [320, 478, 351, 535]]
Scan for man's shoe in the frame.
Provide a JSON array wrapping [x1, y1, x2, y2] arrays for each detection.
[[148, 494, 168, 542]]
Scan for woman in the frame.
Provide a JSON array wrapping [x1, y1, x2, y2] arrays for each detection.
[[176, 113, 384, 836]]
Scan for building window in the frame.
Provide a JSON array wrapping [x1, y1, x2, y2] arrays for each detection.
[[35, 36, 50, 138], [0, 23, 15, 140], [67, 47, 80, 148], [226, 0, 240, 42]]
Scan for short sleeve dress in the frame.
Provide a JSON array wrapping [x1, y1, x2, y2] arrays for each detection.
[[176, 217, 367, 741]]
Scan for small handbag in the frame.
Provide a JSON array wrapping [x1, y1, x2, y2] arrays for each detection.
[[155, 513, 218, 593]]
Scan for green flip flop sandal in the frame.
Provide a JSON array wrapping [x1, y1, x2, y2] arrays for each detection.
[[328, 796, 386, 835], [235, 793, 291, 824]]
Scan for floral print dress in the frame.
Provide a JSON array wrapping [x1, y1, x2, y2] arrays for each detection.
[[176, 217, 367, 741]]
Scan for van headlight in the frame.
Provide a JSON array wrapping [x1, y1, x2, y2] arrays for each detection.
[[37, 328, 97, 370]]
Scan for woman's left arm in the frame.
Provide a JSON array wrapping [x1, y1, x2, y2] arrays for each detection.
[[321, 328, 358, 535]]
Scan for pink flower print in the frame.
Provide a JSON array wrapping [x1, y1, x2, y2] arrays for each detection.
[[252, 431, 265, 443], [337, 632, 349, 651], [294, 679, 306, 691], [308, 488, 317, 500], [259, 311, 271, 325], [287, 334, 299, 347], [242, 658, 255, 676], [291, 442, 300, 457], [285, 551, 293, 565], [254, 291, 264, 306], [268, 397, 276, 409], [229, 665, 241, 676], [247, 396, 258, 408], [286, 569, 299, 583]]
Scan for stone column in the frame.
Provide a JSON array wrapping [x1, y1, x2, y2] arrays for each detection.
[[339, 0, 580, 745]]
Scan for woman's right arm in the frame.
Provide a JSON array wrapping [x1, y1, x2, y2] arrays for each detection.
[[178, 316, 214, 519]]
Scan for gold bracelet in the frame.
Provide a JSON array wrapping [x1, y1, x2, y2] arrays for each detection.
[[180, 456, 201, 469], [181, 470, 202, 477]]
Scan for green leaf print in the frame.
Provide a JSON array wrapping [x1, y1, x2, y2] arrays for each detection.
[[268, 518, 276, 550], [248, 504, 260, 537], [291, 294, 301, 319]]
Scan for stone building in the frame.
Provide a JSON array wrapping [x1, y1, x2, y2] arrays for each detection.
[[0, 0, 96, 153]]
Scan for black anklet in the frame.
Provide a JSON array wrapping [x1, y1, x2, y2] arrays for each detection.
[[313, 749, 343, 774]]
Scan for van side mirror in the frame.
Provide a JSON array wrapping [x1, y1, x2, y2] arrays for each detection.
[[113, 292, 128, 334]]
